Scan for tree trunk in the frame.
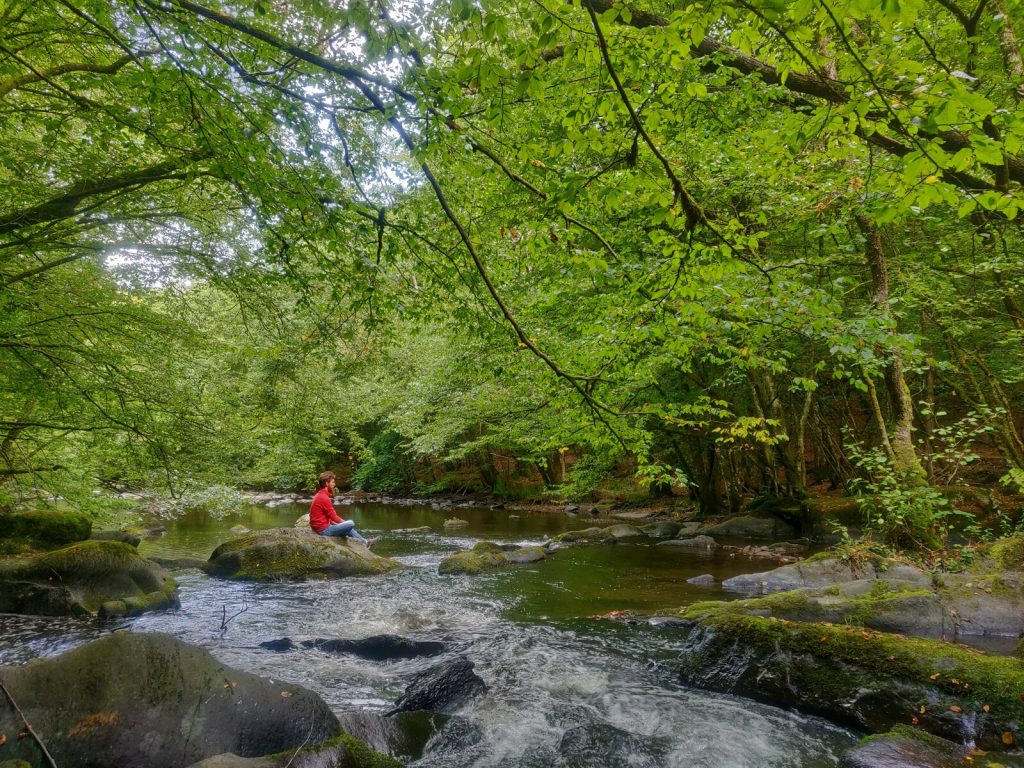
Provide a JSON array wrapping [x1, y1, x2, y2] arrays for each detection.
[[856, 214, 927, 484]]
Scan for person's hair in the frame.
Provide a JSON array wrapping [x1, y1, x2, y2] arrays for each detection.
[[317, 471, 336, 489]]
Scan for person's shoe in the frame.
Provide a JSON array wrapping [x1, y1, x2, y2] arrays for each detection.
[[365, 536, 380, 549]]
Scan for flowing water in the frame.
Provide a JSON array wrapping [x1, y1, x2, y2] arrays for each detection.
[[0, 502, 859, 766]]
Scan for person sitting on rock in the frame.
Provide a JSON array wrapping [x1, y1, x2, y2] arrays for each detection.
[[309, 471, 379, 548]]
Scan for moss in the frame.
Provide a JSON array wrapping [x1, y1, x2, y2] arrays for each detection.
[[272, 733, 403, 768], [989, 536, 1024, 570], [438, 549, 507, 575], [691, 611, 1024, 722], [471, 541, 504, 554], [0, 509, 91, 549]]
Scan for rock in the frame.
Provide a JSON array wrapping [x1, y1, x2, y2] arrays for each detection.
[[700, 515, 796, 540], [640, 522, 681, 538], [550, 527, 615, 545], [390, 655, 486, 715], [656, 535, 717, 550], [937, 571, 1024, 638], [838, 727, 969, 768], [229, 525, 251, 534], [147, 556, 208, 571], [300, 634, 445, 661], [259, 637, 297, 652], [0, 540, 179, 618], [721, 556, 930, 594], [393, 526, 433, 533], [610, 509, 660, 522], [557, 723, 668, 767], [0, 633, 343, 768], [675, 607, 1024, 751], [564, 505, 580, 514], [0, 509, 91, 553], [505, 546, 547, 564], [686, 574, 716, 586], [338, 710, 445, 761], [442, 518, 470, 528], [183, 733, 403, 768], [421, 716, 483, 756], [90, 530, 141, 548], [206, 528, 400, 581], [605, 524, 644, 539], [438, 542, 508, 575], [293, 514, 310, 529]]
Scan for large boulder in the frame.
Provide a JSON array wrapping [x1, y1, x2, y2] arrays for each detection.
[[721, 555, 931, 594], [0, 540, 178, 618], [676, 608, 1024, 751], [183, 734, 404, 768], [389, 656, 486, 715], [0, 633, 346, 768], [0, 509, 91, 554], [700, 515, 796, 540], [549, 527, 616, 545], [206, 528, 400, 581], [839, 727, 974, 768]]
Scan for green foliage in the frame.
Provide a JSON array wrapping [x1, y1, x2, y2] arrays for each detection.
[[351, 429, 415, 493], [847, 441, 972, 549]]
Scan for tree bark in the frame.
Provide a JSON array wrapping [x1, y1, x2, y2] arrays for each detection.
[[856, 214, 927, 484]]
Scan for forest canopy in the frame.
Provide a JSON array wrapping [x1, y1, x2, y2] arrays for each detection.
[[1, 0, 1023, 544]]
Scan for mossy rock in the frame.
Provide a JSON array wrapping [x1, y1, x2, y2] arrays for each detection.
[[0, 633, 345, 768], [0, 540, 178, 617], [550, 527, 615, 545], [988, 536, 1024, 570], [438, 542, 508, 575], [206, 528, 401, 581], [676, 606, 1024, 750], [0, 509, 92, 553], [684, 580, 944, 637], [839, 725, 965, 768], [506, 546, 547, 564]]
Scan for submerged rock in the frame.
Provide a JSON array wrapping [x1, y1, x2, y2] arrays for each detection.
[[605, 524, 644, 540], [442, 518, 470, 528], [0, 540, 178, 618], [0, 633, 344, 768], [206, 528, 400, 581], [558, 723, 668, 767], [301, 634, 445, 661], [675, 607, 1024, 750], [657, 534, 717, 550], [686, 574, 716, 586], [390, 655, 486, 715], [640, 521, 681, 538]]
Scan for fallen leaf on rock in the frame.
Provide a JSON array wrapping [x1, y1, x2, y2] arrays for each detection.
[[1003, 732, 1015, 746], [950, 705, 962, 713], [983, 704, 990, 713], [280, 691, 293, 698], [929, 673, 942, 680]]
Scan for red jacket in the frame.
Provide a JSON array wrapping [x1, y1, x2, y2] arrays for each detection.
[[309, 487, 342, 532]]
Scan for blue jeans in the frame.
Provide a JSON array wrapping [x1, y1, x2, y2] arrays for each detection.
[[318, 521, 367, 543]]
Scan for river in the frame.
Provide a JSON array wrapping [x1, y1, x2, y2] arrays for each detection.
[[0, 501, 858, 766]]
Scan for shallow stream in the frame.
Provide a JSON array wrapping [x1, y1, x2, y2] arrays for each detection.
[[0, 502, 859, 766]]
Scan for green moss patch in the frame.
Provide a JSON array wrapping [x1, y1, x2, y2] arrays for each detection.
[[0, 509, 91, 550]]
